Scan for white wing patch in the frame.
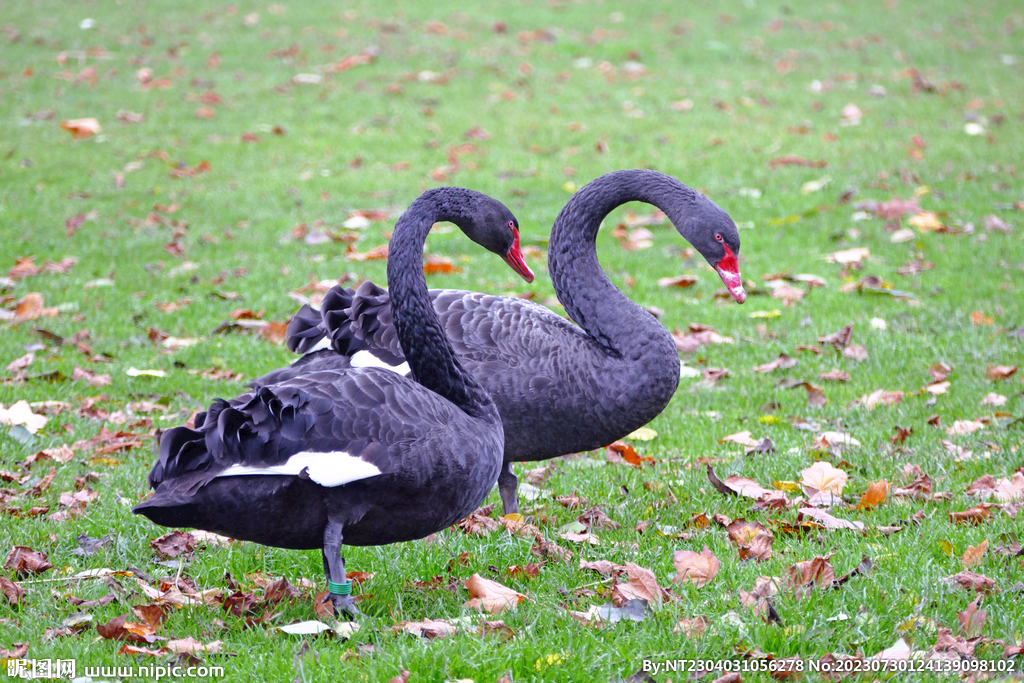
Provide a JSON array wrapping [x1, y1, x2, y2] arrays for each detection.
[[216, 451, 382, 487], [304, 337, 334, 354], [350, 350, 411, 376]]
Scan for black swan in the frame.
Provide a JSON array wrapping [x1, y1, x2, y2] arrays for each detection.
[[133, 188, 533, 615], [255, 170, 745, 514]]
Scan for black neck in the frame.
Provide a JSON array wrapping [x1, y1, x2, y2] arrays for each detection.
[[387, 189, 498, 420], [548, 170, 703, 357]]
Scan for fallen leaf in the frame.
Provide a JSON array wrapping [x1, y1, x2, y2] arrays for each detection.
[[606, 440, 653, 468], [149, 530, 197, 558], [1, 576, 26, 605], [819, 369, 850, 382], [946, 420, 985, 435], [719, 430, 759, 447], [797, 507, 865, 530], [980, 393, 1006, 407], [672, 546, 720, 586], [4, 545, 53, 576], [856, 481, 889, 510], [818, 323, 854, 349], [96, 614, 159, 644], [993, 472, 1024, 502], [961, 540, 988, 568], [856, 389, 904, 409], [828, 247, 869, 265], [674, 616, 709, 638], [984, 365, 1017, 381], [870, 637, 911, 661], [753, 354, 797, 373], [0, 400, 48, 433], [463, 574, 526, 614], [971, 312, 994, 326], [800, 461, 848, 496], [957, 597, 986, 636], [612, 562, 671, 606], [60, 117, 101, 138], [947, 571, 998, 595], [657, 275, 699, 288], [950, 506, 993, 525], [578, 559, 627, 576], [787, 556, 835, 595], [163, 637, 225, 654]]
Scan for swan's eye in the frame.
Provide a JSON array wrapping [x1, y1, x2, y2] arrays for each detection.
[[508, 220, 515, 230], [714, 233, 723, 242]]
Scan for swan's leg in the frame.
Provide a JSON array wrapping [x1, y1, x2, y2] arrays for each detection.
[[322, 519, 361, 617], [498, 462, 519, 515]]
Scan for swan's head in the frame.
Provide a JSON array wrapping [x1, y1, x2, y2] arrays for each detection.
[[459, 197, 535, 284], [687, 199, 745, 304]]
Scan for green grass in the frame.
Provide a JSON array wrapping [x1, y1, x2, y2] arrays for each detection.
[[2, 0, 1023, 681]]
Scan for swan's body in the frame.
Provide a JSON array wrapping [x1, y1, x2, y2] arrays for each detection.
[[257, 170, 745, 514], [134, 188, 532, 614]]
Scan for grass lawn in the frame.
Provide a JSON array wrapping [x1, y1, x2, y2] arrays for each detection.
[[2, 0, 1023, 681]]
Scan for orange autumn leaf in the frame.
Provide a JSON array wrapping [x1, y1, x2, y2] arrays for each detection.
[[856, 480, 890, 510], [60, 117, 101, 138], [961, 540, 988, 568], [970, 312, 994, 326], [422, 255, 463, 275], [347, 244, 389, 262], [606, 440, 653, 468]]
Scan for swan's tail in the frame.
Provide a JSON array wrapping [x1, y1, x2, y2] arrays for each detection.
[[317, 281, 406, 365], [143, 386, 319, 496], [286, 304, 328, 354]]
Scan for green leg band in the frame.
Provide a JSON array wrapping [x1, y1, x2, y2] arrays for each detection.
[[328, 579, 352, 596]]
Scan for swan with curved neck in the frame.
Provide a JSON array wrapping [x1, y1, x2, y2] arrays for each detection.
[[258, 170, 745, 514], [134, 188, 530, 615]]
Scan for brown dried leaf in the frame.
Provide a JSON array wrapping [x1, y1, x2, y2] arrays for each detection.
[[819, 369, 850, 382], [149, 530, 197, 558], [672, 546, 720, 586], [948, 571, 998, 595], [753, 353, 797, 373], [657, 274, 699, 288], [1, 576, 26, 605], [985, 365, 1017, 381], [949, 506, 993, 526], [463, 573, 526, 614], [4, 545, 53, 576], [857, 389, 904, 408], [96, 614, 159, 643], [456, 505, 500, 537], [612, 562, 671, 606], [818, 323, 854, 349], [163, 637, 223, 655], [786, 556, 835, 595], [578, 559, 627, 576]]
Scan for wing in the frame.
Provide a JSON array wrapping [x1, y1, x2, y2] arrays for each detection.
[[149, 368, 464, 497], [280, 281, 590, 379]]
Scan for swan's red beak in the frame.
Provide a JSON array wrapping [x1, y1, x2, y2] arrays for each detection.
[[503, 230, 535, 283], [714, 244, 746, 303]]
